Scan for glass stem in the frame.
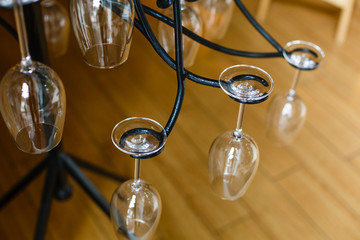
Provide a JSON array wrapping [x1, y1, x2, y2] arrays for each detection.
[[289, 69, 301, 96], [234, 103, 245, 138], [13, 0, 33, 67], [134, 158, 141, 185]]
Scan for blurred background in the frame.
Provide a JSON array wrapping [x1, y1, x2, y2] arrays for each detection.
[[1, 0, 360, 239]]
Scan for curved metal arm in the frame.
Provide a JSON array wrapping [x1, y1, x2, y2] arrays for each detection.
[[142, 5, 282, 58], [133, 2, 220, 88], [234, 0, 283, 53], [164, 0, 185, 135], [105, 0, 283, 58], [134, 0, 186, 137]]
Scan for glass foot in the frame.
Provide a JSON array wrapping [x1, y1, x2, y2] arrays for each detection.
[[219, 65, 273, 104], [112, 117, 167, 158], [283, 40, 325, 70]]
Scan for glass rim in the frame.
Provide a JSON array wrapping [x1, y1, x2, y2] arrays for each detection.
[[82, 43, 127, 69], [111, 117, 167, 156], [219, 64, 274, 102]]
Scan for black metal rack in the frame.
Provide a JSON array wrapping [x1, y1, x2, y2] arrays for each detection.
[[0, 0, 289, 239]]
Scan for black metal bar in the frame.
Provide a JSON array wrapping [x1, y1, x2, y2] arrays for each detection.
[[142, 5, 282, 58], [22, 1, 49, 64], [184, 71, 220, 87], [41, 144, 72, 201], [70, 154, 128, 182], [163, 0, 185, 135], [61, 153, 110, 216], [134, 0, 187, 136], [0, 16, 18, 40], [53, 161, 73, 201], [33, 156, 58, 240], [133, 3, 220, 88], [0, 157, 48, 208], [234, 0, 283, 53]]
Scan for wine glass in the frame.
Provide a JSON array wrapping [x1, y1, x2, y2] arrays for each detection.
[[189, 0, 234, 41], [70, 0, 135, 68], [157, 0, 202, 68], [0, 0, 66, 154], [209, 65, 273, 200], [110, 117, 166, 239], [41, 0, 70, 58], [266, 40, 325, 145]]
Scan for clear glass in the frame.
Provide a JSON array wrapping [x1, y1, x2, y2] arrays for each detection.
[[0, 0, 66, 154], [266, 40, 324, 145], [266, 92, 306, 145], [70, 0, 135, 68], [157, 0, 202, 68], [190, 0, 234, 41], [41, 0, 70, 58], [111, 178, 162, 240], [209, 65, 273, 200], [209, 131, 259, 200], [110, 117, 166, 239]]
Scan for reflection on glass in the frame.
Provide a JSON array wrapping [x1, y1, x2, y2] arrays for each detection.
[[190, 0, 234, 41], [111, 178, 162, 240], [209, 130, 259, 200], [41, 0, 70, 58], [266, 91, 306, 145]]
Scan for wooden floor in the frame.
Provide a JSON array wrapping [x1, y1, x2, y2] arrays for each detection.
[[2, 0, 360, 239]]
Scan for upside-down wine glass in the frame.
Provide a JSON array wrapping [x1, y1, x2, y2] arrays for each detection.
[[158, 0, 202, 68], [111, 117, 166, 239], [70, 0, 135, 68], [0, 0, 66, 154], [266, 40, 324, 145], [189, 0, 234, 41], [41, 0, 70, 58], [209, 65, 273, 200]]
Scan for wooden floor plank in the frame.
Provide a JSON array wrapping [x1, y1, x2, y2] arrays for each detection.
[[286, 125, 360, 220], [278, 169, 360, 240], [242, 170, 325, 240], [349, 154, 360, 170], [218, 216, 272, 240], [300, 89, 360, 156]]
